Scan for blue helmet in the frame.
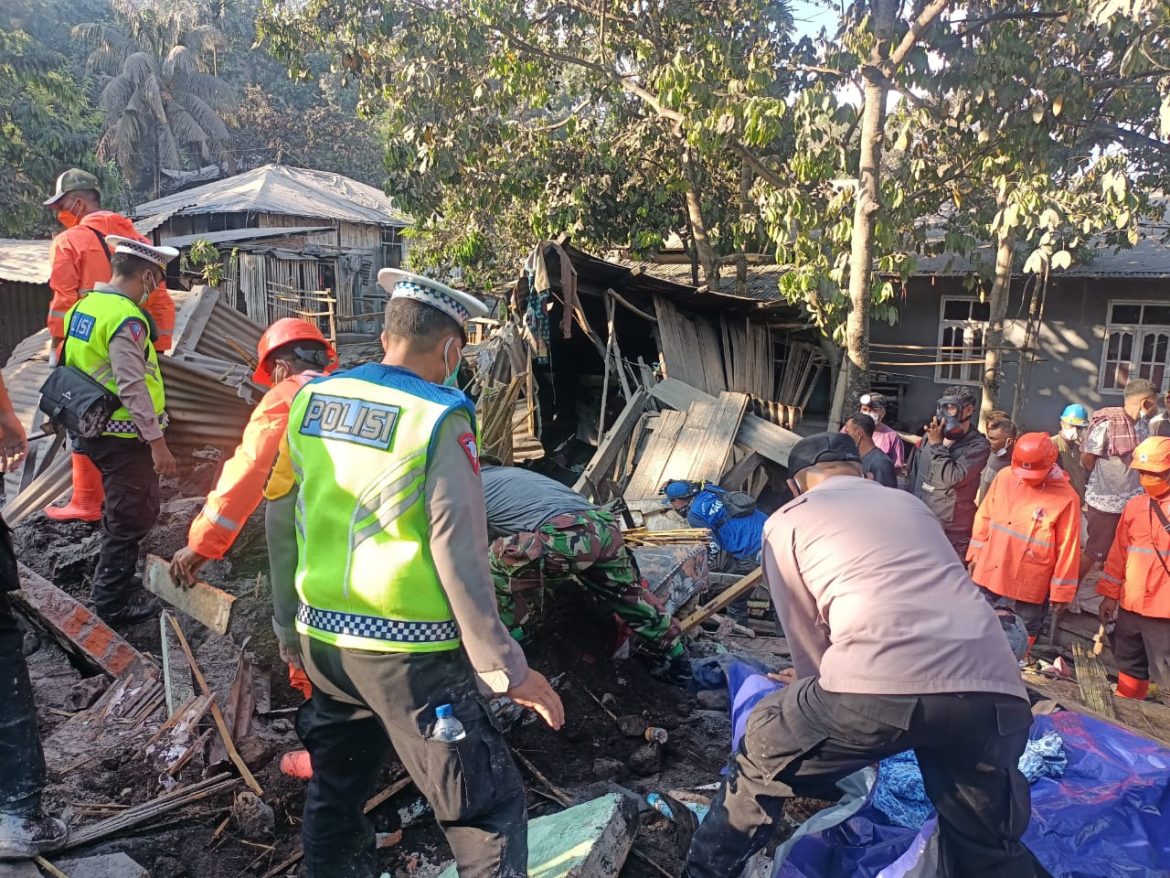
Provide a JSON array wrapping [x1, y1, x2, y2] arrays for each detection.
[[661, 480, 700, 502], [1060, 404, 1089, 427]]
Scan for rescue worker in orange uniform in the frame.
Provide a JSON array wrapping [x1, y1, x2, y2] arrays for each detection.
[[967, 432, 1082, 655], [1098, 436, 1170, 700], [43, 169, 177, 523], [170, 319, 336, 746]]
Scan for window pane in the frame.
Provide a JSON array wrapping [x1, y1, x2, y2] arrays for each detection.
[[1111, 304, 1142, 324], [970, 300, 991, 321], [1144, 305, 1170, 326], [943, 300, 971, 321]]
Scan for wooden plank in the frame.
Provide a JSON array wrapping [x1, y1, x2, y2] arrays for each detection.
[[624, 409, 688, 500], [683, 392, 749, 483], [1072, 641, 1119, 719], [11, 564, 157, 679], [573, 390, 649, 497], [144, 555, 237, 636], [720, 450, 764, 492], [651, 378, 799, 466], [679, 568, 764, 633]]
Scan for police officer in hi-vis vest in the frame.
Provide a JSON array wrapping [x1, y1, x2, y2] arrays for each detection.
[[62, 236, 178, 626], [281, 269, 564, 877]]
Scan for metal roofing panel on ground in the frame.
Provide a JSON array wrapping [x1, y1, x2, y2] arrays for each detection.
[[134, 164, 410, 227], [161, 226, 334, 248], [0, 239, 52, 285]]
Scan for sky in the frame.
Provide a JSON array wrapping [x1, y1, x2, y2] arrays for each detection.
[[788, 0, 841, 39]]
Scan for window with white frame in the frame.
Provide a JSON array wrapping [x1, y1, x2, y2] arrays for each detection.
[[1100, 301, 1170, 393], [935, 297, 991, 386]]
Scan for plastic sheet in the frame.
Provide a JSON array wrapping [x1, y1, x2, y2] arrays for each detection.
[[724, 663, 1170, 878]]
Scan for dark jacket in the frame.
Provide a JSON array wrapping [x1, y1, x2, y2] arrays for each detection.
[[907, 427, 992, 546]]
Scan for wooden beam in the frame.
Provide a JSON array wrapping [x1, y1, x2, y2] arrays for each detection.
[[720, 451, 764, 492], [144, 555, 237, 636], [11, 564, 157, 679], [573, 391, 649, 497], [651, 378, 799, 466], [679, 568, 764, 633]]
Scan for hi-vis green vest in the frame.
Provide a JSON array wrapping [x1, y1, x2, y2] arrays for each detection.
[[287, 363, 477, 653], [63, 290, 165, 439]]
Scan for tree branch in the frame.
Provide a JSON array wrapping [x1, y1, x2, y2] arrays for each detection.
[[889, 0, 952, 68], [729, 141, 786, 191]]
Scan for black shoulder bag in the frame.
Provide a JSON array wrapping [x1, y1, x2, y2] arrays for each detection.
[[38, 324, 120, 438], [1148, 498, 1170, 580]]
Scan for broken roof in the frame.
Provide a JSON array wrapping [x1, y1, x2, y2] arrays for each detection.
[[133, 164, 411, 228], [612, 256, 786, 302], [161, 226, 334, 249], [0, 239, 52, 285]]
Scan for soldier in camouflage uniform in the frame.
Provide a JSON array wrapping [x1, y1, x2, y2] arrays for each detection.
[[482, 466, 688, 680]]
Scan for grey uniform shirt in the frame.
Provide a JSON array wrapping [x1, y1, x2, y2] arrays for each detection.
[[762, 476, 1027, 700], [481, 465, 596, 539], [94, 282, 163, 441]]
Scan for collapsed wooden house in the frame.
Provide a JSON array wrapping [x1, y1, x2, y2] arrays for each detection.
[[469, 240, 825, 522]]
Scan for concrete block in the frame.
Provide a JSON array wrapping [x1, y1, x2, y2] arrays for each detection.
[[437, 793, 636, 878], [0, 861, 40, 878], [54, 852, 150, 878]]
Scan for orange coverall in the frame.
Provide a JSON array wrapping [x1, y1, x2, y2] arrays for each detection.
[[1099, 494, 1170, 620], [967, 467, 1082, 606], [49, 212, 176, 351]]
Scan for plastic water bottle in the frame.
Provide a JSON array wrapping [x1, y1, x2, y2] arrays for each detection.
[[432, 704, 467, 742]]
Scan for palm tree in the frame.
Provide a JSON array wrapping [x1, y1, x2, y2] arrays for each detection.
[[75, 1, 236, 197]]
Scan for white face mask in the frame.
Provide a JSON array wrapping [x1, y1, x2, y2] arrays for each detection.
[[1061, 426, 1079, 441], [861, 407, 883, 424], [995, 447, 1009, 459]]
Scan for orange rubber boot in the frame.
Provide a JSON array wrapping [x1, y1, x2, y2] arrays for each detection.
[[1116, 672, 1150, 700], [289, 665, 313, 700], [44, 453, 104, 522], [280, 750, 313, 780]]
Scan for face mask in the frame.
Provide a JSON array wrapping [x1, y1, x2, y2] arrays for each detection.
[[936, 401, 968, 439], [1140, 473, 1170, 499], [441, 337, 460, 387], [995, 446, 1009, 459], [1061, 426, 1079, 442], [861, 407, 883, 424], [56, 209, 79, 229]]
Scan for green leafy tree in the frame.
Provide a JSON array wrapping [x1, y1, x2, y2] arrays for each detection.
[[75, 0, 237, 198], [258, 0, 795, 288]]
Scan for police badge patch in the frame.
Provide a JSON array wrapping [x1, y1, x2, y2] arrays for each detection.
[[458, 432, 480, 474]]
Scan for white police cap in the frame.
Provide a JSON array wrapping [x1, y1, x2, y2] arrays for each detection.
[[377, 269, 489, 327], [104, 235, 179, 268]]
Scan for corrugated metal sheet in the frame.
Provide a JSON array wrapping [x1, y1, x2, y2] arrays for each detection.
[[0, 239, 51, 285], [134, 164, 410, 227], [0, 282, 51, 365]]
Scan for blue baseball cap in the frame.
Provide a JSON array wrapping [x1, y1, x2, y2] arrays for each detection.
[[661, 480, 699, 502], [1060, 404, 1089, 427]]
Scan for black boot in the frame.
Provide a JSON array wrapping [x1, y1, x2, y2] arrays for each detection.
[[99, 591, 161, 626], [0, 812, 68, 859]]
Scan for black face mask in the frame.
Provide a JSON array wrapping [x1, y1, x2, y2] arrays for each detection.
[[936, 397, 969, 439]]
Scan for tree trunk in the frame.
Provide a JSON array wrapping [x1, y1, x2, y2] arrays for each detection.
[[1011, 264, 1048, 426], [979, 225, 1015, 430], [680, 148, 720, 291], [736, 161, 752, 297], [823, 338, 847, 428], [843, 0, 897, 413]]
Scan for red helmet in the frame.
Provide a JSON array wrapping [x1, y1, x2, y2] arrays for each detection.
[[253, 318, 337, 387], [1011, 432, 1058, 483]]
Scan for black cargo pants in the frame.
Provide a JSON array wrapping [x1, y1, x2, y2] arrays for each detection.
[[0, 522, 47, 817], [684, 678, 1048, 878], [296, 636, 527, 878], [76, 435, 160, 615]]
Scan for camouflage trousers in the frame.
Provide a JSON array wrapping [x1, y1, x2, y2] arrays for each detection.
[[489, 509, 684, 658]]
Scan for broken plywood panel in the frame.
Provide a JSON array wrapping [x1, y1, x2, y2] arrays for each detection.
[[437, 793, 637, 878], [12, 563, 157, 679], [573, 390, 649, 499], [657, 392, 749, 487], [623, 408, 688, 501], [144, 554, 236, 635]]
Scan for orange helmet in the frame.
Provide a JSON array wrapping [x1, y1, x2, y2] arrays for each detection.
[[1130, 436, 1170, 474], [253, 318, 337, 387], [1011, 432, 1058, 483]]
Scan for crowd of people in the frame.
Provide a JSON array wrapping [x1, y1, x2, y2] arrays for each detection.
[[0, 167, 1166, 877]]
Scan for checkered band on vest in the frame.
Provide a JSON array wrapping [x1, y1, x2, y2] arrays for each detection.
[[297, 604, 459, 644], [395, 281, 470, 322]]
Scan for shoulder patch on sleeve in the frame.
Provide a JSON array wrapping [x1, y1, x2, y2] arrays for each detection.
[[458, 431, 480, 474], [127, 320, 146, 342]]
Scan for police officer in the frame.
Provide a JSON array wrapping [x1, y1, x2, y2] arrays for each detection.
[[282, 269, 564, 877], [62, 236, 178, 626]]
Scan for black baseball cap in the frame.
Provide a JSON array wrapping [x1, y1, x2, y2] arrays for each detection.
[[787, 432, 862, 479]]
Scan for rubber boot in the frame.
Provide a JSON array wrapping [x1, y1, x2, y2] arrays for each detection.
[[44, 454, 104, 522], [280, 750, 313, 780], [288, 665, 313, 700], [1116, 672, 1150, 700]]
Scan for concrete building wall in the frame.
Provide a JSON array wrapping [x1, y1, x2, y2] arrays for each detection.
[[868, 276, 1170, 433]]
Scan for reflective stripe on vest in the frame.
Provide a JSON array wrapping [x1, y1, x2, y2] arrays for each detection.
[[63, 290, 165, 438], [287, 365, 476, 653]]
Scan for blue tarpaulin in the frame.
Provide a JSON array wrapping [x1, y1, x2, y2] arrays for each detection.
[[725, 664, 1170, 878]]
